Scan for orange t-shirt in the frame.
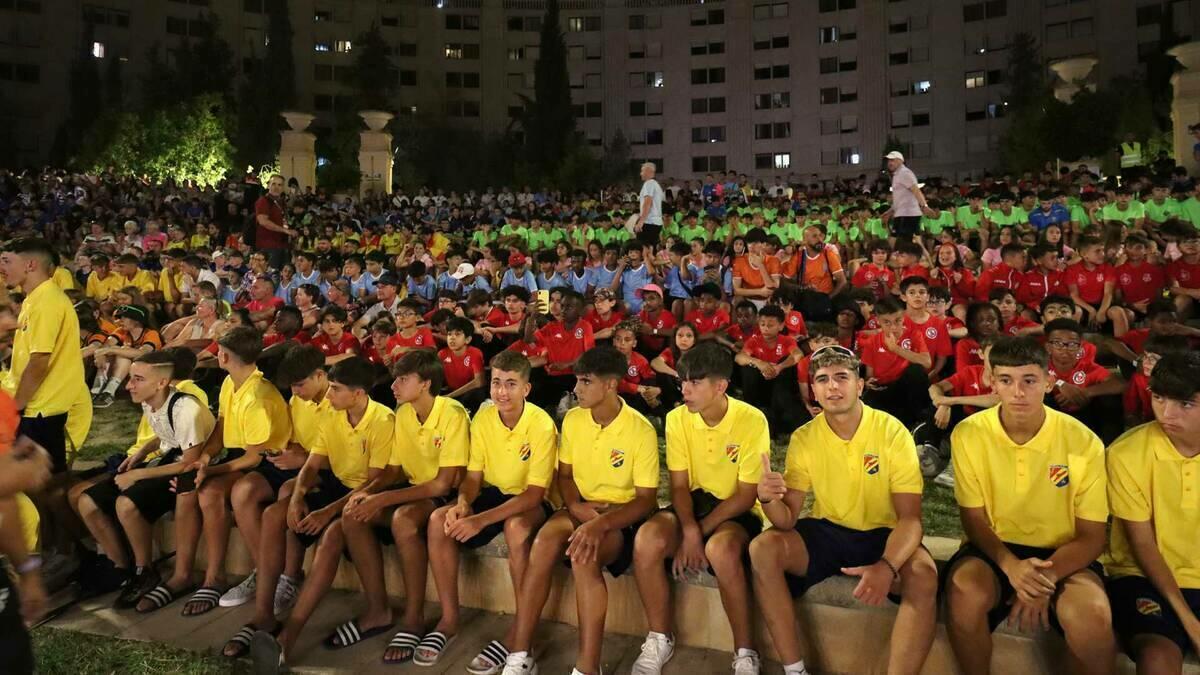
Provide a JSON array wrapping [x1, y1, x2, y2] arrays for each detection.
[[796, 248, 844, 295], [732, 255, 781, 289]]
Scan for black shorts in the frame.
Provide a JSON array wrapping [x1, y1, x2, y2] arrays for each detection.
[[1109, 575, 1200, 656], [669, 489, 763, 542], [77, 452, 129, 481], [120, 473, 183, 523], [785, 518, 901, 603], [0, 571, 33, 674], [294, 471, 352, 548], [370, 482, 454, 544], [81, 451, 177, 518], [639, 222, 663, 246], [250, 458, 301, 496], [19, 412, 68, 474], [890, 216, 922, 239], [456, 486, 555, 550], [173, 448, 247, 494], [562, 511, 644, 578], [944, 542, 1106, 633]]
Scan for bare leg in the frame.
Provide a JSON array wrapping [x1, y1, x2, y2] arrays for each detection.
[[426, 505, 462, 635], [572, 529, 625, 674], [507, 511, 575, 652], [704, 524, 754, 651], [78, 493, 130, 569], [748, 528, 810, 665], [631, 511, 681, 635], [1055, 570, 1116, 675], [381, 500, 438, 662], [886, 547, 939, 675], [341, 510, 394, 631], [944, 557, 1000, 675], [184, 472, 241, 615], [277, 520, 346, 658], [114, 496, 154, 568], [230, 472, 274, 569], [499, 507, 548, 645], [1129, 634, 1184, 675], [139, 490, 199, 612]]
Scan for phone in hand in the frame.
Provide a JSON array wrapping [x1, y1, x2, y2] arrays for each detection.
[[536, 289, 551, 314]]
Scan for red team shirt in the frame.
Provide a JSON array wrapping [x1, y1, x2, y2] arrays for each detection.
[[619, 351, 655, 394], [583, 309, 625, 335], [685, 309, 732, 335], [783, 310, 808, 338], [955, 337, 985, 373], [975, 263, 1023, 301], [931, 267, 977, 306], [387, 327, 436, 353], [438, 346, 484, 389], [859, 328, 929, 384], [637, 308, 677, 352], [535, 320, 595, 374], [1166, 259, 1200, 290], [940, 365, 992, 414], [904, 315, 952, 358], [741, 334, 799, 365], [851, 264, 896, 299], [1047, 356, 1111, 411], [1016, 268, 1065, 308], [1123, 372, 1153, 420], [1114, 261, 1166, 306], [311, 331, 360, 356], [1065, 262, 1116, 305], [1003, 315, 1039, 335]]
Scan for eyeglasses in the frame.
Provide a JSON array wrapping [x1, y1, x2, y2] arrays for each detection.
[[1047, 340, 1080, 350]]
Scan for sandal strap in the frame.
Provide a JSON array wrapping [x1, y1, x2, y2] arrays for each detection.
[[478, 640, 509, 666], [388, 631, 422, 649], [228, 625, 255, 647], [189, 587, 221, 604], [335, 621, 362, 647], [418, 631, 448, 652], [141, 585, 174, 609]]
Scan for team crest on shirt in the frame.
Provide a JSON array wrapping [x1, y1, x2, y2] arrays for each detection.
[[1048, 464, 1070, 488], [575, 327, 585, 339], [725, 444, 740, 463], [432, 435, 444, 449], [627, 365, 639, 377], [463, 355, 472, 367], [1119, 274, 1132, 286], [925, 327, 937, 340], [863, 454, 880, 475], [518, 443, 531, 462], [1071, 370, 1086, 385], [900, 338, 913, 350], [609, 448, 625, 468], [1136, 598, 1163, 616]]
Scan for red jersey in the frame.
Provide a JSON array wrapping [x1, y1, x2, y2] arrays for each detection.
[[795, 354, 814, 390], [898, 264, 931, 283], [506, 339, 547, 359], [637, 308, 677, 352], [583, 309, 625, 335], [1003, 315, 1039, 336], [363, 341, 388, 365], [1118, 328, 1150, 355], [536, 320, 595, 374], [1048, 356, 1111, 411], [1166, 258, 1200, 290], [741, 333, 798, 365], [311, 330, 360, 357], [387, 327, 436, 353], [619, 350, 654, 394], [851, 264, 896, 299], [254, 195, 287, 250], [955, 337, 985, 373], [485, 307, 524, 328], [941, 365, 992, 414], [859, 328, 928, 384], [1123, 372, 1152, 421], [1065, 261, 1115, 305], [944, 315, 966, 333], [975, 263, 1023, 302], [685, 309, 731, 335], [438, 346, 484, 390], [246, 296, 285, 315], [1016, 268, 1066, 308], [1114, 261, 1167, 305], [727, 323, 759, 344], [262, 332, 310, 349], [657, 348, 679, 371], [903, 314, 952, 358], [931, 267, 977, 306], [783, 310, 808, 337]]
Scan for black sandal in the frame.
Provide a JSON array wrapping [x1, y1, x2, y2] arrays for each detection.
[[135, 583, 195, 614], [382, 630, 422, 664], [322, 619, 396, 649], [180, 586, 222, 616]]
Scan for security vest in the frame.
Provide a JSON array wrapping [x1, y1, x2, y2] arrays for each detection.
[[1120, 141, 1144, 168]]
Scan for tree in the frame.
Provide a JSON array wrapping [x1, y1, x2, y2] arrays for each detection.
[[349, 24, 397, 111], [520, 0, 575, 177], [1004, 32, 1045, 113], [104, 55, 124, 111], [237, 0, 296, 168], [999, 32, 1053, 173], [600, 129, 634, 186], [50, 18, 102, 164]]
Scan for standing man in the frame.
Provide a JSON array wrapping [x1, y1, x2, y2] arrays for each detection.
[[881, 152, 933, 243], [256, 174, 298, 271], [636, 162, 666, 247]]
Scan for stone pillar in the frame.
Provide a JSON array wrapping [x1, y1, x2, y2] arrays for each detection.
[[358, 110, 394, 197], [278, 112, 317, 191], [1048, 57, 1098, 102], [1169, 42, 1200, 178]]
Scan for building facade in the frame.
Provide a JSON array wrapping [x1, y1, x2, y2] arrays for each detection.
[[0, 0, 1194, 181]]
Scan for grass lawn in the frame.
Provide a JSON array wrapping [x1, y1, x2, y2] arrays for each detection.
[[75, 400, 141, 462], [34, 627, 247, 675]]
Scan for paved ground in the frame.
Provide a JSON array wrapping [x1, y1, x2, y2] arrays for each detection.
[[44, 587, 756, 674]]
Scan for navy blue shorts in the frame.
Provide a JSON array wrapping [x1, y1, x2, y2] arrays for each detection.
[[294, 470, 352, 548], [251, 457, 301, 496], [944, 542, 1105, 633], [560, 510, 644, 578], [370, 482, 454, 544], [1109, 575, 1200, 656], [785, 518, 900, 603]]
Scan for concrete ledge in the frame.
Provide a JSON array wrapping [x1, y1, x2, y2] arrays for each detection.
[[153, 520, 1195, 674]]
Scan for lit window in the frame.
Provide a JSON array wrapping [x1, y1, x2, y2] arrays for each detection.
[[314, 42, 331, 52], [774, 152, 791, 169], [914, 80, 932, 94], [335, 40, 352, 53], [92, 41, 105, 58]]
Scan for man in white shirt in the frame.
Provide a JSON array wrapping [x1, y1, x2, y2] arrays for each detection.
[[637, 162, 666, 246], [881, 151, 932, 242]]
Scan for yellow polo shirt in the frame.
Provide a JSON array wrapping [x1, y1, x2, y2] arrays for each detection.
[[1106, 422, 1200, 588], [666, 396, 769, 505], [218, 370, 291, 450], [126, 380, 210, 458], [559, 401, 658, 505], [312, 400, 394, 489], [117, 269, 158, 294], [467, 402, 558, 496], [85, 271, 123, 300], [158, 270, 183, 303], [290, 393, 333, 452], [52, 267, 76, 291], [3, 279, 86, 417], [784, 405, 923, 531], [390, 396, 470, 485], [952, 405, 1108, 549]]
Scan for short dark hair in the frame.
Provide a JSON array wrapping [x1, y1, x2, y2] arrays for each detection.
[[988, 287, 1016, 303], [391, 348, 444, 394], [899, 276, 930, 293], [490, 350, 531, 381], [676, 341, 733, 381], [6, 238, 57, 267], [1044, 318, 1084, 338], [275, 344, 326, 387], [133, 349, 176, 376], [573, 345, 627, 381], [757, 305, 785, 322], [501, 285, 531, 303], [1149, 352, 1200, 401], [874, 296, 905, 316], [894, 241, 922, 257], [1040, 294, 1075, 313], [217, 326, 263, 365], [163, 346, 197, 380], [806, 322, 838, 341], [1142, 334, 1190, 358], [988, 336, 1049, 370], [328, 357, 376, 392], [319, 304, 348, 323], [999, 243, 1026, 258], [445, 316, 475, 338], [928, 286, 951, 303], [408, 260, 427, 277]]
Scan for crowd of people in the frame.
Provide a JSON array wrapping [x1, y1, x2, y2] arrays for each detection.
[[1, 151, 1200, 675]]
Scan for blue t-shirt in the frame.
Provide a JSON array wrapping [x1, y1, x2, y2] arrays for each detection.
[[621, 264, 652, 313], [536, 272, 567, 290], [500, 268, 538, 294], [407, 275, 437, 302], [568, 268, 592, 294], [591, 265, 619, 292]]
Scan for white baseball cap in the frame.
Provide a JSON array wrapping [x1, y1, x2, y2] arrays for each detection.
[[451, 262, 476, 280], [884, 151, 905, 161]]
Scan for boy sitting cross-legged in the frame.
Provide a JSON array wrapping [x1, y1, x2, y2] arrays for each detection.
[[423, 351, 559, 672], [502, 345, 660, 675], [629, 341, 770, 675], [240, 357, 394, 665]]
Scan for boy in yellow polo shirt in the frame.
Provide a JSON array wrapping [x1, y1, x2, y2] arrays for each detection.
[[751, 345, 937, 675], [1106, 352, 1200, 672], [502, 346, 659, 675], [236, 357, 393, 665], [333, 350, 470, 664], [629, 342, 769, 675], [944, 336, 1114, 675], [138, 326, 290, 616], [423, 351, 558, 671]]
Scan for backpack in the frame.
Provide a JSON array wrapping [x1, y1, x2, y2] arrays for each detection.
[[794, 249, 836, 323]]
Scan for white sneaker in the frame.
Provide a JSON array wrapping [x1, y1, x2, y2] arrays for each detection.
[[571, 669, 603, 675], [782, 661, 810, 675], [630, 632, 674, 675], [273, 573, 300, 616], [218, 570, 257, 607], [934, 462, 956, 489], [500, 651, 538, 675], [732, 649, 760, 675], [917, 442, 942, 478]]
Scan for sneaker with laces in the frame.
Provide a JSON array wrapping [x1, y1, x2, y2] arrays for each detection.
[[94, 392, 115, 408], [934, 462, 956, 488], [630, 632, 674, 675], [273, 573, 300, 616], [219, 569, 257, 607], [500, 651, 538, 675], [917, 441, 942, 478], [731, 649, 760, 675]]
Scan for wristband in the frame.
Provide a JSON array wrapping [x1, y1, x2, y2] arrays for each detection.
[[880, 557, 899, 580], [16, 554, 42, 575]]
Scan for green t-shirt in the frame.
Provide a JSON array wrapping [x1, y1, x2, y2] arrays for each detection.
[[1100, 201, 1146, 225], [678, 225, 707, 244], [1178, 197, 1200, 229], [568, 226, 596, 248], [864, 218, 889, 239], [1143, 198, 1182, 224], [529, 228, 564, 251], [500, 224, 530, 243], [922, 211, 954, 235], [768, 221, 798, 244], [955, 205, 985, 231], [987, 208, 1024, 227], [1069, 205, 1092, 229], [595, 226, 631, 246], [471, 229, 497, 248]]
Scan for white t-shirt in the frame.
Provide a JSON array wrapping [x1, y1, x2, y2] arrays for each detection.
[[890, 165, 922, 217], [639, 178, 665, 225], [144, 390, 216, 454]]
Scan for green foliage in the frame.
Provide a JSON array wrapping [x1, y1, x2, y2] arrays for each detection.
[[315, 109, 365, 192], [518, 0, 576, 181], [350, 24, 397, 111], [51, 19, 103, 164], [236, 0, 296, 168], [600, 129, 634, 186]]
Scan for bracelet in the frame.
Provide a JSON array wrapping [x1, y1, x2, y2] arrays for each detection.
[[16, 554, 42, 575], [880, 557, 899, 580]]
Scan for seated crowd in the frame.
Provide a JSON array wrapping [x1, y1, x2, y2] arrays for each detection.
[[3, 162, 1200, 675]]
